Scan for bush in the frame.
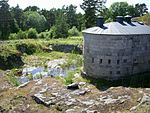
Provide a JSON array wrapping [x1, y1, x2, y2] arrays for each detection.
[[105, 18, 113, 23], [38, 32, 46, 39], [50, 15, 69, 39], [64, 71, 75, 85], [9, 33, 17, 40], [17, 30, 27, 39], [16, 43, 37, 55], [6, 73, 21, 86], [38, 31, 51, 39], [27, 28, 38, 39], [68, 26, 80, 36]]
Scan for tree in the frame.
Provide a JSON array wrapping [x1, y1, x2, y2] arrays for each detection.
[[40, 9, 56, 29], [10, 4, 24, 29], [99, 7, 111, 21], [81, 0, 106, 28], [50, 13, 69, 38], [65, 4, 78, 29], [10, 19, 20, 33], [24, 11, 47, 32], [76, 13, 85, 31], [135, 3, 148, 16], [127, 5, 136, 17], [109, 2, 136, 20], [24, 6, 40, 12], [0, 0, 12, 40]]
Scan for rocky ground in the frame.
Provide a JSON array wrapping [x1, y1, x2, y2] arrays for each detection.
[[0, 74, 150, 113]]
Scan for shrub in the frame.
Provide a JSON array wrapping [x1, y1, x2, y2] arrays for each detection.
[[38, 32, 46, 39], [50, 15, 69, 39], [105, 18, 113, 23], [64, 71, 75, 85], [17, 30, 27, 39], [38, 31, 50, 39], [16, 43, 37, 55], [68, 26, 80, 36], [27, 28, 38, 39], [27, 73, 33, 80], [6, 73, 21, 86], [9, 33, 17, 40]]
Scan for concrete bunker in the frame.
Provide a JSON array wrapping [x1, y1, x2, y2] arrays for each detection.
[[82, 16, 150, 80]]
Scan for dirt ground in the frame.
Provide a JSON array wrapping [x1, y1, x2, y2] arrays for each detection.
[[0, 75, 150, 113]]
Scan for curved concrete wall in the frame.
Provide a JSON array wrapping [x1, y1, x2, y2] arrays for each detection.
[[83, 33, 150, 80]]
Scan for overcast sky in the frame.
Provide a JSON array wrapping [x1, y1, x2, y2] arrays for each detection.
[[8, 0, 150, 13]]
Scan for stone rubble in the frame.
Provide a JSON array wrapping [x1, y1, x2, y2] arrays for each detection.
[[130, 93, 150, 111]]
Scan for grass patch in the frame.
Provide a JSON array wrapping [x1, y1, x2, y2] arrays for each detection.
[[133, 14, 150, 26], [24, 51, 83, 68], [48, 36, 83, 45], [6, 72, 21, 87]]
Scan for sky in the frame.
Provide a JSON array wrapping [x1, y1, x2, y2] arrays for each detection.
[[8, 0, 150, 13]]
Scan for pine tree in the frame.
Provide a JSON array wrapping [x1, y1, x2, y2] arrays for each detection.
[[0, 0, 12, 40], [81, 0, 107, 28]]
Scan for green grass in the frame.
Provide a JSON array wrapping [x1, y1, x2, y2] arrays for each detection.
[[48, 36, 83, 45], [6, 72, 21, 86], [1, 36, 83, 55], [133, 14, 150, 26], [24, 51, 83, 68], [0, 36, 83, 70]]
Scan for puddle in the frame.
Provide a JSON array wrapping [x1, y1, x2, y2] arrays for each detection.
[[18, 59, 77, 84]]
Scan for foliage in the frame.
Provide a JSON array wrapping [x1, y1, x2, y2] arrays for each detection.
[[24, 6, 40, 12], [105, 18, 113, 23], [133, 14, 150, 26], [47, 36, 83, 45], [38, 31, 51, 39], [10, 19, 20, 33], [80, 0, 97, 28], [16, 42, 38, 55], [99, 8, 111, 22], [109, 2, 135, 20], [0, 0, 12, 40], [68, 26, 80, 36], [10, 5, 24, 30], [16, 30, 27, 39], [38, 32, 47, 39], [64, 71, 75, 85], [27, 28, 38, 39], [76, 13, 85, 31], [40, 9, 56, 29], [135, 3, 148, 16], [6, 72, 21, 86], [65, 4, 78, 29], [0, 43, 24, 70], [81, 0, 106, 28], [9, 33, 17, 40], [50, 14, 69, 38], [27, 73, 33, 80], [24, 11, 47, 32]]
